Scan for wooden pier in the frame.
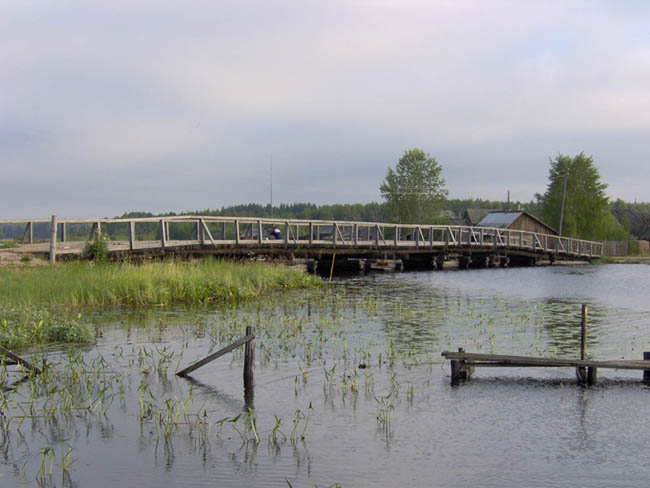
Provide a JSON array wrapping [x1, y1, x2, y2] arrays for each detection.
[[0, 215, 602, 272], [442, 349, 650, 386]]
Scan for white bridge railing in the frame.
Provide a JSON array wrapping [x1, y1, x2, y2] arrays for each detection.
[[0, 215, 603, 261]]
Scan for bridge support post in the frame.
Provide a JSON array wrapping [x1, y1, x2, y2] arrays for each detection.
[[49, 215, 57, 265]]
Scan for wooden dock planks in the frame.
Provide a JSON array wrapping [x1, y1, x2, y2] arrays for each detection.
[[441, 350, 650, 386]]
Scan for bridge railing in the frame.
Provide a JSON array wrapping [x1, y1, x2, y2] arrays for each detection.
[[0, 215, 603, 259]]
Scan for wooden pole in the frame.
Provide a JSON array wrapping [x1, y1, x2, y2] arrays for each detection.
[[643, 352, 650, 384], [176, 331, 255, 377], [60, 222, 66, 242], [49, 215, 57, 265], [129, 221, 136, 250], [580, 304, 588, 360], [329, 253, 336, 282], [160, 219, 166, 248], [0, 345, 41, 375], [243, 326, 255, 407], [576, 304, 588, 384]]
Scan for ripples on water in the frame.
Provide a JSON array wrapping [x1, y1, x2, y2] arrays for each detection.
[[2, 264, 650, 487]]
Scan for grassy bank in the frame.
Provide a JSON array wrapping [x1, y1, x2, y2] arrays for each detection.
[[0, 259, 321, 349], [1, 259, 321, 308]]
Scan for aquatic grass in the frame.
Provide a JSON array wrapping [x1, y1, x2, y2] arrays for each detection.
[[0, 309, 94, 350], [0, 258, 322, 309]]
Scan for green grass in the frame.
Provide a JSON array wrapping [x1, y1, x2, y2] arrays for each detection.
[[0, 258, 322, 308], [0, 259, 321, 349]]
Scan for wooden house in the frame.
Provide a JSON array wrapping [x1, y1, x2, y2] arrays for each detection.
[[478, 211, 557, 236]]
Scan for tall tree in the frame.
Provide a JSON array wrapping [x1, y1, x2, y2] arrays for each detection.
[[380, 149, 448, 224], [538, 152, 627, 240]]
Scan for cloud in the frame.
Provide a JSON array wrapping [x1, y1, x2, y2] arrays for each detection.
[[1, 0, 650, 218]]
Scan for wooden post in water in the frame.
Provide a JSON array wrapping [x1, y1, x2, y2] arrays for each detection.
[[580, 304, 588, 360], [450, 359, 460, 386], [643, 352, 650, 384], [587, 366, 597, 386], [577, 304, 589, 384], [243, 326, 255, 407], [49, 215, 57, 264]]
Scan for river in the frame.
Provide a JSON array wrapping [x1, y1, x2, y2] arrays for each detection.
[[1, 264, 649, 487]]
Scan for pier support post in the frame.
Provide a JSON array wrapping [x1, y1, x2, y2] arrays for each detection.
[[587, 367, 597, 386], [450, 359, 461, 386], [450, 347, 473, 386], [580, 304, 588, 361], [643, 352, 650, 384], [577, 304, 589, 384]]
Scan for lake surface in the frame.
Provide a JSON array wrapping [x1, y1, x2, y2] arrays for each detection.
[[2, 264, 650, 487]]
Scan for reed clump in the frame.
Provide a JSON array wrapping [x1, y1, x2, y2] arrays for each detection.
[[0, 308, 94, 350], [0, 258, 322, 309]]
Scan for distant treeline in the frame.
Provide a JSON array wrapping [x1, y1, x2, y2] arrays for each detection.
[[1, 198, 643, 241]]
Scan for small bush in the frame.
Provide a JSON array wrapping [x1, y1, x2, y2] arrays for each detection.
[[20, 255, 32, 264], [628, 239, 640, 256], [1, 239, 19, 249], [84, 238, 109, 262]]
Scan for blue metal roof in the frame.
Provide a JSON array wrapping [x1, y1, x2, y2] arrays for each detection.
[[477, 211, 523, 228]]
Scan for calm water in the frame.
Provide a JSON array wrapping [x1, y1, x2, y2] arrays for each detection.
[[2, 264, 650, 487]]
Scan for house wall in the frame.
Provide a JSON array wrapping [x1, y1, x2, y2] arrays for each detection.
[[509, 214, 556, 235]]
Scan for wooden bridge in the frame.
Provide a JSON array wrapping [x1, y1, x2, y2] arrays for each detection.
[[0, 215, 602, 272]]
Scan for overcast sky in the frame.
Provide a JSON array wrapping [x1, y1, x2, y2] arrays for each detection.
[[2, 1, 650, 218]]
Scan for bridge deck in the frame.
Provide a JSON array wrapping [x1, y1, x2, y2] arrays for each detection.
[[0, 215, 602, 264]]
